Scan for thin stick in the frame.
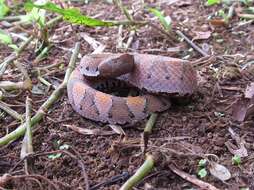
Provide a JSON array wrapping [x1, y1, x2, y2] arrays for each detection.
[[20, 97, 34, 174], [176, 30, 209, 57], [0, 42, 80, 146], [120, 154, 155, 190], [125, 30, 136, 49], [0, 101, 23, 121], [169, 164, 220, 190]]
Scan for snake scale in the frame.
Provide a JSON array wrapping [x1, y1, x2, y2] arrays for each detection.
[[67, 53, 197, 125]]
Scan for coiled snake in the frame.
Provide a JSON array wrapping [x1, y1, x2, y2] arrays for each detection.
[[67, 53, 197, 125]]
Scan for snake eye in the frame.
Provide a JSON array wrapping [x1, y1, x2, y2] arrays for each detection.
[[147, 74, 151, 79], [165, 76, 170, 80], [85, 66, 89, 70]]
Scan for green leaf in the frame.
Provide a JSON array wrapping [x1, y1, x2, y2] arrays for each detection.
[[198, 159, 207, 167], [198, 168, 208, 178], [0, 0, 9, 19], [0, 29, 12, 45], [148, 8, 171, 31], [232, 155, 241, 166], [207, 0, 221, 6], [25, 1, 116, 27]]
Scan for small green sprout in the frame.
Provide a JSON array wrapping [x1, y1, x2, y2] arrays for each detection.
[[197, 159, 208, 178], [148, 7, 171, 31], [198, 168, 208, 178], [198, 159, 207, 167], [48, 144, 69, 160], [232, 155, 241, 166]]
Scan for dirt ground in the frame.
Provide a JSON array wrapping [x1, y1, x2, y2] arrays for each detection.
[[1, 0, 254, 189]]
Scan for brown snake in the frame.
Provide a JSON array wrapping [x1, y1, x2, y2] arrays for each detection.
[[67, 53, 197, 125]]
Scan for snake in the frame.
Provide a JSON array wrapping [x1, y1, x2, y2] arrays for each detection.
[[67, 53, 197, 125]]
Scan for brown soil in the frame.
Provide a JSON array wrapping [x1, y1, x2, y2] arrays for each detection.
[[1, 0, 254, 189]]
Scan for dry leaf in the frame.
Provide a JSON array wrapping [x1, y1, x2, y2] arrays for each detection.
[[232, 83, 254, 122], [209, 162, 231, 181], [245, 82, 254, 99], [232, 98, 254, 122], [225, 127, 248, 157], [63, 124, 115, 136]]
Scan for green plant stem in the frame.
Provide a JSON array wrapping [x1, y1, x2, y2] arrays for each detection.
[[142, 113, 158, 153], [0, 80, 32, 91], [38, 76, 52, 88], [33, 45, 52, 64], [0, 101, 24, 121], [0, 42, 80, 146], [120, 154, 155, 190], [144, 113, 158, 134]]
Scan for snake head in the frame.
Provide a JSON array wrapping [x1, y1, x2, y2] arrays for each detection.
[[98, 54, 134, 78]]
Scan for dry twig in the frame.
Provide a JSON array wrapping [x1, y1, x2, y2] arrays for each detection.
[[169, 164, 220, 190]]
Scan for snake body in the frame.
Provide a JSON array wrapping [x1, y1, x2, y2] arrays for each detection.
[[67, 53, 197, 125]]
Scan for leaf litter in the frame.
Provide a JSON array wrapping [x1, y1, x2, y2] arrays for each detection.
[[0, 0, 254, 189]]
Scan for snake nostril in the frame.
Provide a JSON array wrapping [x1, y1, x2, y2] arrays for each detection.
[[147, 74, 151, 79], [165, 76, 170, 80], [86, 66, 89, 70], [129, 112, 135, 118]]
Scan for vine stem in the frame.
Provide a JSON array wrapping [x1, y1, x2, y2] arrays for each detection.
[[120, 154, 155, 190]]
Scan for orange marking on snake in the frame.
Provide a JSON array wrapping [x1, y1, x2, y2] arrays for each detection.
[[94, 92, 113, 120], [72, 81, 87, 107], [126, 96, 146, 119]]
